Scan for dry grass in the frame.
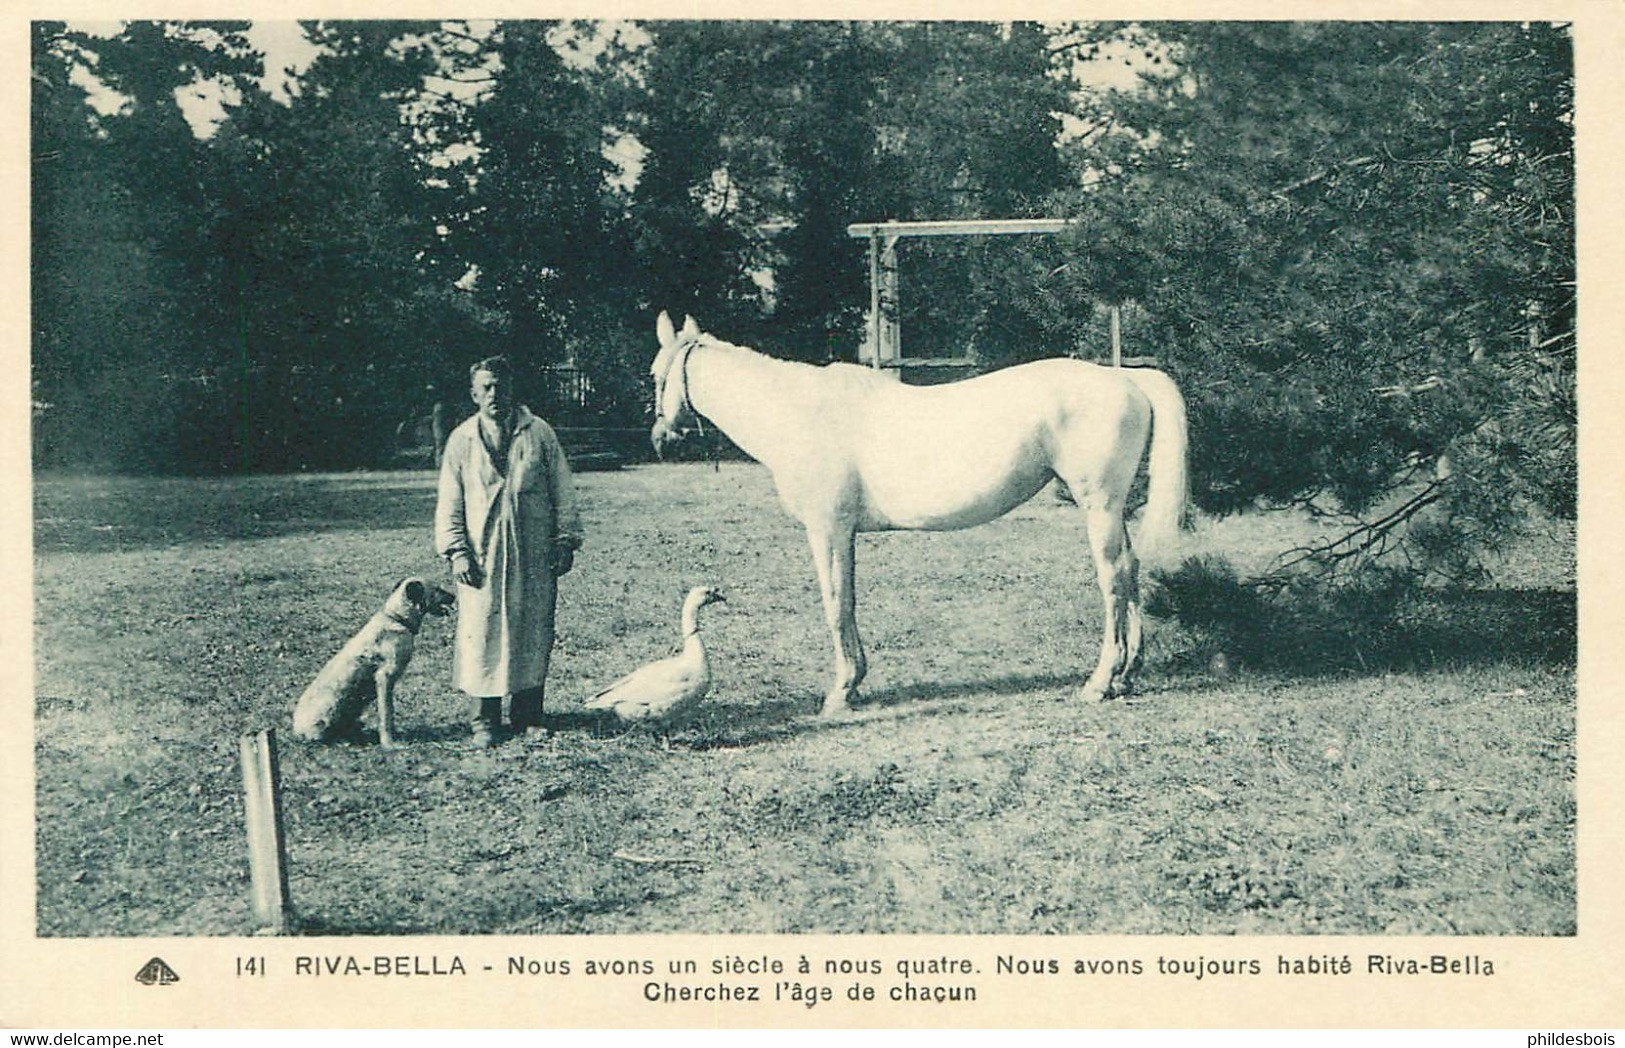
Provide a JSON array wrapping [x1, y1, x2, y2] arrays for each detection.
[[34, 463, 1575, 936]]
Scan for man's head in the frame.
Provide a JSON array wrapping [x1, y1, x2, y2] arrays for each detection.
[[469, 356, 515, 420]]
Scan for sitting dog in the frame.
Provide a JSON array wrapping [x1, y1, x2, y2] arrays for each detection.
[[291, 578, 456, 748]]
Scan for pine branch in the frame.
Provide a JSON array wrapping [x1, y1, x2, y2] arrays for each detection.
[[1262, 481, 1447, 585]]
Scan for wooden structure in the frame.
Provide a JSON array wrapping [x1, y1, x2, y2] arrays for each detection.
[[239, 728, 294, 934], [846, 218, 1075, 373]]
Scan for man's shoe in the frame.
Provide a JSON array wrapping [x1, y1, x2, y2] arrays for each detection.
[[470, 697, 502, 749]]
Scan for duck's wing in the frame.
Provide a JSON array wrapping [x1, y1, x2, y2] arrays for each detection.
[[584, 651, 703, 710], [618, 655, 712, 722], [582, 660, 665, 708]]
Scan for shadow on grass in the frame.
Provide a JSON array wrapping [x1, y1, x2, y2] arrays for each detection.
[[34, 472, 440, 553], [682, 671, 1078, 751], [673, 586, 1577, 750], [865, 672, 1079, 709], [1395, 588, 1576, 665], [387, 723, 481, 746], [542, 709, 624, 736], [292, 913, 431, 937], [1158, 583, 1576, 678], [323, 711, 623, 748], [294, 885, 677, 936]]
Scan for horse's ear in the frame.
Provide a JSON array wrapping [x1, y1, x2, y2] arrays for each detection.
[[681, 315, 700, 339], [656, 311, 675, 346]]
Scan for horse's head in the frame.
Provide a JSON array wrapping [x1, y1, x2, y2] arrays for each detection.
[[651, 311, 704, 458]]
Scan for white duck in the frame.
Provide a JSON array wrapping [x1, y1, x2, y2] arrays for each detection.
[[584, 586, 726, 725]]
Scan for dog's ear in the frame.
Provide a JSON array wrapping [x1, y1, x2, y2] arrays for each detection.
[[404, 579, 426, 605]]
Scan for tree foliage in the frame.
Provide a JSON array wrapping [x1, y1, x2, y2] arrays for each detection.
[[621, 21, 1072, 361], [30, 16, 1576, 595], [1029, 23, 1574, 580], [211, 23, 452, 469], [32, 22, 261, 470]]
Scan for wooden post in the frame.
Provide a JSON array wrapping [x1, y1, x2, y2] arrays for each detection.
[[866, 230, 881, 368], [847, 218, 1073, 238], [878, 234, 901, 369], [861, 229, 902, 376], [1111, 305, 1122, 368], [239, 729, 293, 934]]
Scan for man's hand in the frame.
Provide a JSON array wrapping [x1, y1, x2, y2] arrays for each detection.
[[551, 542, 576, 577], [451, 552, 483, 588]]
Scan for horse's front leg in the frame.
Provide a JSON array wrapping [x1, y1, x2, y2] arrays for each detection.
[[807, 524, 866, 716]]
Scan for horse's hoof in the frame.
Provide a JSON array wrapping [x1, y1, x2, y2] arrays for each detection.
[[1079, 684, 1108, 705], [820, 695, 854, 718]]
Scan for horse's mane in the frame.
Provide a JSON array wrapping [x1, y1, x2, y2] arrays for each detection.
[[699, 335, 893, 396]]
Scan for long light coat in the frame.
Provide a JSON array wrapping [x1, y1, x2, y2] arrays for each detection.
[[434, 405, 582, 697]]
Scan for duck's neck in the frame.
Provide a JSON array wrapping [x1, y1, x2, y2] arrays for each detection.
[[681, 598, 705, 638]]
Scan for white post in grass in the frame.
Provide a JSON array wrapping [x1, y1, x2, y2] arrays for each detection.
[[240, 728, 293, 934]]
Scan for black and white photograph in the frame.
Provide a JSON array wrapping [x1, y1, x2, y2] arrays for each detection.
[[6, 5, 1619, 1032]]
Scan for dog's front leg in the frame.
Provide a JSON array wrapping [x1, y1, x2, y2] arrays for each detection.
[[376, 669, 400, 749]]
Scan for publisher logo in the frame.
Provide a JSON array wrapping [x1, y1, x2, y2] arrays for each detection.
[[135, 957, 180, 986]]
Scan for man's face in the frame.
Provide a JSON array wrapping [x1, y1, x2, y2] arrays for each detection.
[[471, 368, 512, 420]]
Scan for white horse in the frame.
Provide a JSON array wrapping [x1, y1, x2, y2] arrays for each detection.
[[650, 312, 1188, 717]]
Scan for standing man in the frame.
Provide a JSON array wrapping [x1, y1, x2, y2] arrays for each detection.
[[435, 356, 582, 747]]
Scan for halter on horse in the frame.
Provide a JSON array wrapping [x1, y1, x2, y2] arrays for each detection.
[[650, 311, 1188, 716], [650, 332, 703, 454]]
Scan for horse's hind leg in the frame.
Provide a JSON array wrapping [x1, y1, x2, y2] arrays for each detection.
[[1078, 499, 1140, 703], [807, 524, 866, 716]]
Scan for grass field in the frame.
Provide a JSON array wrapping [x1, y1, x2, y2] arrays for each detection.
[[33, 462, 1575, 936]]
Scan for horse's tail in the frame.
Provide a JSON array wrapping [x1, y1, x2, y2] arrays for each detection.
[[1124, 368, 1189, 558]]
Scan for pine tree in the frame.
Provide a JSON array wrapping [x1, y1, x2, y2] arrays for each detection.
[[1044, 22, 1573, 580]]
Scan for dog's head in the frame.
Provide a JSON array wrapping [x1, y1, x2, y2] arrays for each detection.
[[412, 578, 457, 618], [385, 577, 457, 632]]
